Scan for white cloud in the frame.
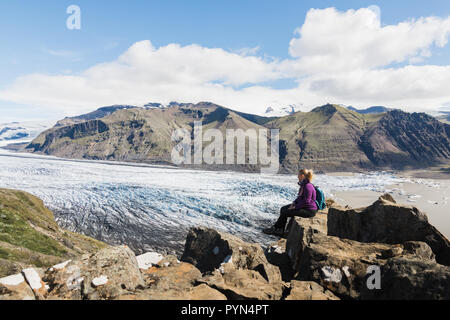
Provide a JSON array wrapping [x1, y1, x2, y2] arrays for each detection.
[[305, 65, 450, 109], [288, 6, 450, 73], [1, 6, 450, 118], [0, 41, 285, 115]]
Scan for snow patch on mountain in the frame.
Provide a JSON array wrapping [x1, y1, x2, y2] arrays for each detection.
[[264, 104, 303, 117]]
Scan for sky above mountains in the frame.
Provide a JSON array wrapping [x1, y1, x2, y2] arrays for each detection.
[[1, 0, 450, 121]]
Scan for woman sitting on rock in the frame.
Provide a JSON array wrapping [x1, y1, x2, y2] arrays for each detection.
[[263, 168, 318, 236]]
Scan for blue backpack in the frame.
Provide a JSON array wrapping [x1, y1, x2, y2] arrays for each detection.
[[314, 185, 326, 210]]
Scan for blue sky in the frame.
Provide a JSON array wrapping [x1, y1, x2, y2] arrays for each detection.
[[1, 0, 450, 121]]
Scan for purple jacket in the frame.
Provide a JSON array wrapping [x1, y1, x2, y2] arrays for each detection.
[[294, 180, 318, 211]]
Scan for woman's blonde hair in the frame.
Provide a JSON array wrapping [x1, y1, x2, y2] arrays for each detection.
[[298, 168, 314, 182]]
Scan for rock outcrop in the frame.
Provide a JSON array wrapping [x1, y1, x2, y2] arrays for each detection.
[[360, 257, 450, 300], [283, 195, 450, 300], [0, 273, 35, 300], [43, 245, 145, 300], [181, 227, 284, 300], [181, 227, 282, 284], [291, 230, 445, 299], [285, 212, 328, 273], [118, 255, 226, 300], [328, 194, 450, 265]]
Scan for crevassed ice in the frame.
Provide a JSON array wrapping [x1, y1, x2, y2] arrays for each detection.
[[0, 150, 409, 255]]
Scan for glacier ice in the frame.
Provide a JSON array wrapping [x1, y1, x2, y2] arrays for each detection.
[[0, 149, 410, 255]]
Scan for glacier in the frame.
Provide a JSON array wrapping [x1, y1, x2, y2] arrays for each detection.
[[0, 149, 408, 255]]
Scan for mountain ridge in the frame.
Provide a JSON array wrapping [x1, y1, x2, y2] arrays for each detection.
[[23, 102, 450, 173], [347, 105, 393, 114]]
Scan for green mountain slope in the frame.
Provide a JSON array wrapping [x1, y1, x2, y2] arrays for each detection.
[[26, 102, 268, 170], [0, 188, 107, 277], [24, 102, 450, 172], [266, 104, 385, 171]]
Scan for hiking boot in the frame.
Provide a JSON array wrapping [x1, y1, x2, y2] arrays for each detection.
[[263, 226, 284, 236]]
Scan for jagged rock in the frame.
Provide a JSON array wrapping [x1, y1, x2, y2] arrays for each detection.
[[265, 239, 294, 282], [285, 213, 327, 273], [403, 241, 436, 260], [116, 254, 226, 300], [0, 273, 35, 300], [44, 245, 144, 300], [141, 255, 202, 290], [198, 263, 284, 300], [328, 194, 450, 265], [22, 267, 47, 299], [294, 231, 393, 299], [181, 227, 281, 284], [136, 252, 164, 270], [79, 245, 145, 299], [43, 261, 84, 300], [182, 228, 284, 300], [361, 257, 450, 300], [288, 216, 442, 299], [285, 281, 339, 300]]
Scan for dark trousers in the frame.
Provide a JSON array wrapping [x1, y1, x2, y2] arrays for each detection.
[[274, 204, 317, 230]]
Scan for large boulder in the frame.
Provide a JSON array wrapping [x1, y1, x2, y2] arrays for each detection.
[[181, 227, 281, 284], [285, 213, 327, 274], [22, 267, 47, 299], [44, 245, 145, 300], [328, 194, 450, 265], [42, 260, 83, 299], [361, 257, 450, 300], [291, 224, 447, 299], [0, 273, 35, 300], [295, 231, 393, 299], [285, 212, 445, 299]]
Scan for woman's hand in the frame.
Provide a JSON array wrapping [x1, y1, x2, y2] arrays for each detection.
[[289, 203, 295, 210]]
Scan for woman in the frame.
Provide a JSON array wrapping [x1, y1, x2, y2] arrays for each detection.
[[263, 169, 318, 236]]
